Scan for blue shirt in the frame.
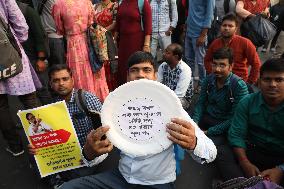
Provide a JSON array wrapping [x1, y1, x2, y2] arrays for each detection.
[[55, 89, 102, 147], [186, 0, 215, 38]]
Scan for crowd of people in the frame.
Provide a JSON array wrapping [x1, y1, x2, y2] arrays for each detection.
[[0, 0, 284, 188]]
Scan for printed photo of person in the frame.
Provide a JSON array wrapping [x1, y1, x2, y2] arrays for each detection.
[[26, 113, 53, 136]]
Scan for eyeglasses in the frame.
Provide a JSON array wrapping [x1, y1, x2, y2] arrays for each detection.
[[211, 63, 227, 69], [261, 77, 284, 83]]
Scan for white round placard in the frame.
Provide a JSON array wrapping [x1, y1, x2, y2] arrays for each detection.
[[101, 79, 183, 156]]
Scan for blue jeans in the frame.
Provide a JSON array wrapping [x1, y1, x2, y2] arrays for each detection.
[[61, 168, 175, 189], [184, 35, 206, 84]]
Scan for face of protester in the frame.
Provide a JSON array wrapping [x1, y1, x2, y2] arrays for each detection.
[[220, 20, 237, 38], [260, 72, 284, 101], [50, 69, 74, 97], [163, 45, 176, 65], [127, 62, 157, 81], [212, 58, 232, 78]]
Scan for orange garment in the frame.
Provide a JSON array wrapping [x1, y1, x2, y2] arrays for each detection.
[[204, 35, 261, 84]]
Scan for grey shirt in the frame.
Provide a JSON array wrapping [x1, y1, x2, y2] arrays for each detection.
[[40, 0, 62, 38]]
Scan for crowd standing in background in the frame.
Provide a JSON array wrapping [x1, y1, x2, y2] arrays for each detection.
[[0, 0, 284, 188]]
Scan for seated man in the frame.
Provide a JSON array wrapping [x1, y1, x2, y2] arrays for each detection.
[[204, 13, 261, 87], [192, 47, 248, 180], [61, 51, 217, 189], [158, 43, 193, 109], [228, 58, 284, 185], [29, 64, 109, 185]]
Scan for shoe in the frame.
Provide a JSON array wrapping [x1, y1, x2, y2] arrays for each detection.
[[261, 48, 267, 52], [270, 47, 276, 53], [6, 147, 24, 156]]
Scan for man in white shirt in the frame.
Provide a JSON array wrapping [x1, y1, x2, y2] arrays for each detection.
[[60, 51, 217, 189], [158, 43, 193, 109]]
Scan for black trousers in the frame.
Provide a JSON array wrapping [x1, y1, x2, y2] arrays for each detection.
[[199, 114, 244, 181], [29, 57, 53, 105], [0, 93, 40, 150], [246, 145, 283, 171]]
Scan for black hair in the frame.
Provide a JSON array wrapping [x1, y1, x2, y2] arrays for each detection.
[[260, 58, 284, 77], [222, 13, 239, 26], [170, 43, 183, 60], [281, 52, 284, 59], [26, 113, 33, 120], [48, 64, 72, 80], [213, 47, 234, 65], [127, 51, 156, 71]]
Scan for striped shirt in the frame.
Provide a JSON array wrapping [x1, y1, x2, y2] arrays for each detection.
[[55, 89, 102, 147], [192, 73, 249, 136], [150, 0, 178, 33]]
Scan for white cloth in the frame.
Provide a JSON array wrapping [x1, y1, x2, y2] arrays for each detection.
[[28, 121, 52, 136], [158, 60, 192, 97], [84, 109, 217, 185]]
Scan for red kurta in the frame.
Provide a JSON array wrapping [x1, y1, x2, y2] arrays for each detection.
[[237, 0, 270, 15], [204, 35, 261, 84], [116, 0, 152, 85]]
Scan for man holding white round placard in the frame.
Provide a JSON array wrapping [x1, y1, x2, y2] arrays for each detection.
[[61, 51, 217, 189]]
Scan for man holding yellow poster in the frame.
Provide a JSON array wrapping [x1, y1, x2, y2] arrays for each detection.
[[24, 64, 108, 188], [18, 101, 84, 178]]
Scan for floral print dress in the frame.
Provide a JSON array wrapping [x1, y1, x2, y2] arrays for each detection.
[[53, 0, 109, 102]]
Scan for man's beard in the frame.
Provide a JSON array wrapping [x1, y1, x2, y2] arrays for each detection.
[[222, 34, 233, 39]]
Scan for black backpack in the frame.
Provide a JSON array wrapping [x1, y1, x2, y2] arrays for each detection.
[[0, 15, 23, 80], [74, 89, 102, 130], [206, 73, 242, 105]]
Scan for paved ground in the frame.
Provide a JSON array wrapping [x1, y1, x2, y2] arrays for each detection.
[[0, 32, 283, 189]]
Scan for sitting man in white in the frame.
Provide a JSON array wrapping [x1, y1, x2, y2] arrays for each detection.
[[158, 43, 193, 109], [61, 51, 217, 189]]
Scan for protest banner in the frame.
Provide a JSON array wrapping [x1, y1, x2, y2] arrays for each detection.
[[17, 101, 83, 177]]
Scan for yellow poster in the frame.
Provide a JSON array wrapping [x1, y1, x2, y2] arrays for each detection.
[[17, 101, 84, 177]]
